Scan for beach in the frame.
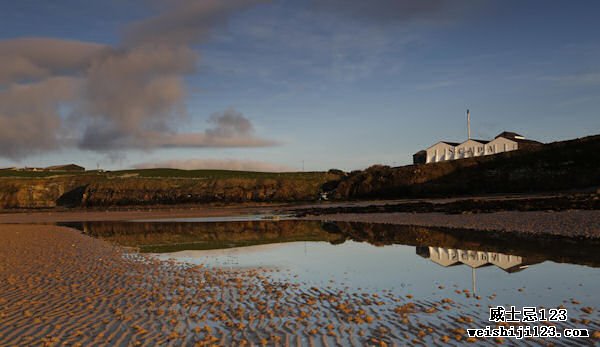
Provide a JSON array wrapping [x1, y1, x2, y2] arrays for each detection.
[[1, 222, 599, 346]]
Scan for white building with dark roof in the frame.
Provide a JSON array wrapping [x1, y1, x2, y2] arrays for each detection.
[[425, 141, 460, 164], [415, 131, 542, 164], [485, 132, 542, 155], [455, 139, 489, 159]]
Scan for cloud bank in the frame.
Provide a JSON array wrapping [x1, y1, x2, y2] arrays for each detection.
[[134, 158, 293, 172], [0, 0, 272, 160]]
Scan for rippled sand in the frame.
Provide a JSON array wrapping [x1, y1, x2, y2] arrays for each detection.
[[0, 224, 598, 346]]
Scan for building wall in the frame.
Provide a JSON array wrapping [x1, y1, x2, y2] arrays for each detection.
[[426, 143, 455, 163], [455, 140, 486, 159], [413, 151, 427, 165], [422, 136, 531, 164], [485, 137, 518, 155]]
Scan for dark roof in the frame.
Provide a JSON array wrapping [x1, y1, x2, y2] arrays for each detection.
[[513, 138, 543, 145], [494, 131, 543, 145], [495, 131, 524, 140], [464, 139, 490, 144], [425, 141, 460, 150]]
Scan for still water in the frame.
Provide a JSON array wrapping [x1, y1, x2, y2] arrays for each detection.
[[62, 219, 600, 310]]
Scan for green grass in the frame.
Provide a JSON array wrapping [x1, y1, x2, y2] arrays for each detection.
[[0, 168, 328, 180], [117, 168, 326, 180], [0, 169, 95, 178]]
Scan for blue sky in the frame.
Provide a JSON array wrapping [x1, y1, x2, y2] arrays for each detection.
[[0, 0, 599, 171]]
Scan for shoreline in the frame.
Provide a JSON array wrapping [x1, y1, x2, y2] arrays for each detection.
[[1, 196, 599, 239]]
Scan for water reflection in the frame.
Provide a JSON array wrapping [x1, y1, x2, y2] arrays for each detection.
[[60, 219, 600, 268], [60, 219, 600, 306], [60, 220, 343, 253], [416, 246, 546, 295], [416, 247, 541, 273]]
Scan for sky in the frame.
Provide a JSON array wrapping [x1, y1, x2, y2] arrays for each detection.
[[0, 0, 599, 172]]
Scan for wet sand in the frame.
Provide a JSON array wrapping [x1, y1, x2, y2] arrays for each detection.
[[305, 210, 600, 239], [1, 224, 598, 346]]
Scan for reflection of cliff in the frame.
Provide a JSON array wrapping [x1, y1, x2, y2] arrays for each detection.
[[416, 246, 543, 273], [65, 220, 345, 252], [323, 221, 600, 268], [63, 220, 600, 268]]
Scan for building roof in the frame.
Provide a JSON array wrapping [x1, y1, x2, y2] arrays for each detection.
[[495, 131, 524, 140], [496, 131, 544, 145], [425, 141, 460, 150], [513, 138, 543, 145], [459, 139, 490, 145]]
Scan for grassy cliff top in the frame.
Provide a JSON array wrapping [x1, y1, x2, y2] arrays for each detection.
[[0, 168, 328, 180]]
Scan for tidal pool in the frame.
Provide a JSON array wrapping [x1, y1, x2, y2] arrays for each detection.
[[61, 219, 600, 312]]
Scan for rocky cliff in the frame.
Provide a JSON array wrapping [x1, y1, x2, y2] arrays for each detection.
[[0, 172, 338, 209], [328, 135, 600, 199]]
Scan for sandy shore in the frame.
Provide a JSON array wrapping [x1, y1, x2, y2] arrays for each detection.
[[305, 210, 600, 239], [1, 224, 598, 346]]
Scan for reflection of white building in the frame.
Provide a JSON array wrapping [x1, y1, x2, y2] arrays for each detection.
[[417, 246, 543, 294], [417, 246, 540, 273], [418, 131, 542, 164]]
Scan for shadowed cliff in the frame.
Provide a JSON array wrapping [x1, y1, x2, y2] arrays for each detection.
[[0, 171, 339, 209], [327, 135, 600, 199]]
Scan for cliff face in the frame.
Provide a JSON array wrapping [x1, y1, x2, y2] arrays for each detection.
[[0, 173, 336, 209], [80, 177, 328, 207], [0, 178, 90, 209], [330, 135, 600, 199]]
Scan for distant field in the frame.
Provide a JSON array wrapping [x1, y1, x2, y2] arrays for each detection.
[[0, 170, 96, 178], [118, 168, 327, 180], [0, 168, 326, 179]]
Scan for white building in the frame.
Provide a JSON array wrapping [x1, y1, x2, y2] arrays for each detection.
[[416, 131, 541, 164], [455, 139, 489, 159], [425, 141, 460, 164], [485, 131, 542, 155]]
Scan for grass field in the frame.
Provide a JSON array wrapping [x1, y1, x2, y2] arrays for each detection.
[[0, 168, 328, 180], [0, 170, 97, 178]]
